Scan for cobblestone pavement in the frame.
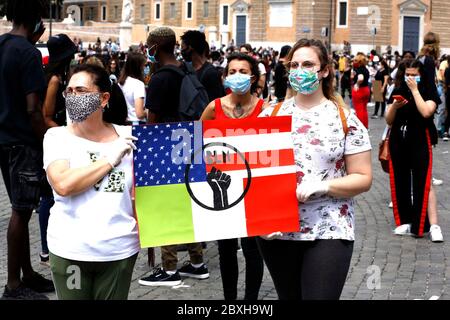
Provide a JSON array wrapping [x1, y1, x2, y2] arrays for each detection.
[[1, 104, 449, 300]]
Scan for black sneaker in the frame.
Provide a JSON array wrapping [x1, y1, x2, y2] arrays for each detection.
[[178, 261, 210, 279], [138, 268, 182, 287], [22, 272, 55, 293], [1, 284, 49, 300]]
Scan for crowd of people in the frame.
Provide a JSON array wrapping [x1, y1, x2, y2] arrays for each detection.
[[0, 0, 446, 301]]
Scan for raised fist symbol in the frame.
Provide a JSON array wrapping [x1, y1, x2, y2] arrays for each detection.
[[207, 167, 231, 210]]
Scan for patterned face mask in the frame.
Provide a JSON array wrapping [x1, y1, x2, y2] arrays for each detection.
[[289, 68, 321, 95], [65, 92, 102, 123]]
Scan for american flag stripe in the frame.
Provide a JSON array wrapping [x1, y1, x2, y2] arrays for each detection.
[[203, 116, 291, 138], [205, 149, 295, 172], [203, 132, 293, 155]]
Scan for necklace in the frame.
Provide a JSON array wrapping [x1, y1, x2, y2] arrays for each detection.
[[233, 103, 245, 118]]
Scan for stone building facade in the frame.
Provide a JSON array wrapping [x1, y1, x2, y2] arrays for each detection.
[[57, 0, 450, 54]]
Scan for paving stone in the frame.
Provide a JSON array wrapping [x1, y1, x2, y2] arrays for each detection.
[[1, 104, 449, 300]]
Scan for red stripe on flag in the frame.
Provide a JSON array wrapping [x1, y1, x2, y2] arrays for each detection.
[[243, 174, 300, 236], [205, 149, 294, 172], [202, 116, 292, 138]]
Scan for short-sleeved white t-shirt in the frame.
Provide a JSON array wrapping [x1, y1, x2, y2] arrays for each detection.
[[259, 98, 371, 241], [43, 125, 140, 261], [119, 76, 146, 122], [258, 62, 267, 76]]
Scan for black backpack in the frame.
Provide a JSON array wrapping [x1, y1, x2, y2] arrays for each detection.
[[156, 62, 209, 121]]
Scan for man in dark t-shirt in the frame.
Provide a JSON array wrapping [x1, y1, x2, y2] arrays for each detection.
[[180, 30, 225, 102], [0, 0, 53, 300], [145, 62, 186, 123], [141, 27, 209, 287]]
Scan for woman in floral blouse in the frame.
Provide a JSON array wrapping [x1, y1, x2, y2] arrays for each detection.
[[257, 39, 372, 300]]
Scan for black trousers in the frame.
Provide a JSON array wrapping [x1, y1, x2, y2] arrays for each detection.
[[340, 81, 352, 99], [256, 238, 353, 300], [217, 237, 264, 300], [373, 101, 386, 116], [389, 126, 432, 236], [444, 93, 450, 133]]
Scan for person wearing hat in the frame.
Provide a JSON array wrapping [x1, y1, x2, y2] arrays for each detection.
[[38, 34, 77, 268], [43, 33, 77, 127]]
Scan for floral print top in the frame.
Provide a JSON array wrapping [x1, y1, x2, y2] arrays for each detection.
[[259, 97, 371, 241]]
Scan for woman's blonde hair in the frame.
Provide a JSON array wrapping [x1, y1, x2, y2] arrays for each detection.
[[353, 53, 367, 67], [420, 32, 440, 61], [85, 56, 105, 68]]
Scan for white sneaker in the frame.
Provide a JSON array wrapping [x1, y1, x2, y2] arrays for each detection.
[[388, 201, 393, 208], [432, 178, 443, 186], [430, 225, 444, 242], [394, 223, 412, 235]]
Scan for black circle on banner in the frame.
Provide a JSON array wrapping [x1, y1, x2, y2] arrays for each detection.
[[184, 142, 252, 211]]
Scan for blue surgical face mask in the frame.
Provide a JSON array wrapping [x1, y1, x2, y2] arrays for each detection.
[[224, 73, 252, 95], [146, 45, 158, 64], [289, 68, 320, 95], [405, 75, 421, 83]]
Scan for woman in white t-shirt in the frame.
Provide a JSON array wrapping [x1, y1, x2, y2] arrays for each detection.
[[118, 52, 147, 124], [257, 39, 372, 300], [44, 64, 140, 300]]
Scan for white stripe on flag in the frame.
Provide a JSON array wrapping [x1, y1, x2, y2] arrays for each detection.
[[190, 173, 249, 242], [203, 132, 292, 154], [220, 165, 297, 179]]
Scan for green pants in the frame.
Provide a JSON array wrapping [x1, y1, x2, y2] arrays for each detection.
[[49, 252, 138, 300]]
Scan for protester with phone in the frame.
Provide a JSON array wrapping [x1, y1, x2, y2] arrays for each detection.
[[385, 59, 443, 241]]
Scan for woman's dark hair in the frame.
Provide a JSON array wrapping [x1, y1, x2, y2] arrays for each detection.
[[210, 50, 221, 62], [71, 64, 128, 124], [103, 83, 128, 125], [239, 44, 253, 54], [106, 57, 120, 76], [224, 52, 261, 94], [71, 64, 111, 94], [6, 0, 46, 30], [118, 52, 146, 85], [402, 51, 416, 60], [380, 59, 389, 72], [394, 59, 424, 88], [285, 38, 336, 104]]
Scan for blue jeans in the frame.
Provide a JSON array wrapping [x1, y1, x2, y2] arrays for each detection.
[[38, 195, 54, 254]]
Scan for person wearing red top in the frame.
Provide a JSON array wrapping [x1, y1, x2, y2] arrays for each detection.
[[201, 52, 265, 300]]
